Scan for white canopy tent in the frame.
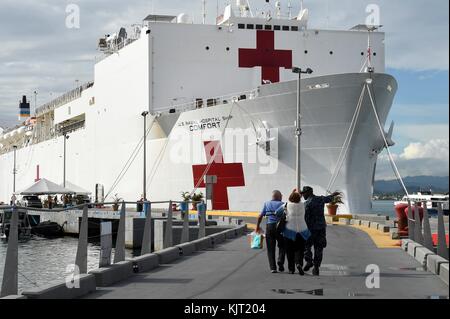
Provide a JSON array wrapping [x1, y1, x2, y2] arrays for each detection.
[[60, 181, 91, 195], [18, 178, 75, 195]]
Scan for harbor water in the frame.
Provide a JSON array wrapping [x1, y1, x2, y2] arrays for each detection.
[[1, 201, 396, 293]]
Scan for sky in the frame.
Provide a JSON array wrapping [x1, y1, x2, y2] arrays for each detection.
[[0, 0, 448, 180]]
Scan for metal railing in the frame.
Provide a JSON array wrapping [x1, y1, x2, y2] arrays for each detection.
[[0, 200, 208, 297]]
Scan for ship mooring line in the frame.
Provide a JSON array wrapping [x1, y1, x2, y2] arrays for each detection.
[[366, 83, 410, 198], [326, 84, 366, 193]]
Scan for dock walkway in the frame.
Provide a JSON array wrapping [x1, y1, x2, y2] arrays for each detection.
[[86, 224, 448, 299]]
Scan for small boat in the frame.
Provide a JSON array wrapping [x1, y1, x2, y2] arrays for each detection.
[[0, 208, 32, 240], [394, 191, 449, 216], [31, 221, 65, 238]]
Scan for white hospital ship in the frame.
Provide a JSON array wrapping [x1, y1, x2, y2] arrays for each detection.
[[0, 1, 398, 213]]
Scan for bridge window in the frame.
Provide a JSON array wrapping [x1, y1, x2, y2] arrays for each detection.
[[265, 25, 272, 30], [238, 24, 245, 29], [246, 24, 254, 29], [291, 26, 299, 31], [274, 25, 281, 30], [256, 24, 263, 30], [282, 26, 290, 31]]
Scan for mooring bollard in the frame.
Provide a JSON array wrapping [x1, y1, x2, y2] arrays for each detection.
[[0, 206, 19, 297], [422, 201, 434, 251], [414, 205, 424, 245], [75, 204, 88, 274], [198, 202, 206, 239], [164, 201, 173, 248], [99, 221, 112, 268], [113, 201, 126, 263], [437, 203, 449, 260], [407, 202, 415, 240], [141, 201, 152, 255], [180, 201, 189, 243]]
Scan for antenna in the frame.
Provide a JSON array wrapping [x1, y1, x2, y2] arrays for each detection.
[[202, 0, 207, 24], [301, 0, 304, 11]]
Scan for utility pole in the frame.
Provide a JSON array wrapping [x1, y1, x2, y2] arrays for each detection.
[[13, 146, 17, 194], [142, 111, 149, 200], [292, 67, 313, 192], [63, 133, 69, 188]]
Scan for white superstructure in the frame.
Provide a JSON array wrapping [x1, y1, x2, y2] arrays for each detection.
[[0, 2, 397, 213]]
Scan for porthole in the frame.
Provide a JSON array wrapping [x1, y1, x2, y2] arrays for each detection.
[[373, 52, 377, 56], [226, 47, 230, 51], [304, 50, 308, 54], [361, 52, 365, 56], [206, 46, 210, 50], [329, 51, 333, 55]]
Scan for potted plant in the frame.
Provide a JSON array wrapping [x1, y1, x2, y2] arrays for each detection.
[[180, 192, 191, 212], [112, 194, 122, 211], [191, 192, 204, 210], [327, 192, 343, 216]]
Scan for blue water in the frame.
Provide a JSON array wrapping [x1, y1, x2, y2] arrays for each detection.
[[371, 200, 396, 217]]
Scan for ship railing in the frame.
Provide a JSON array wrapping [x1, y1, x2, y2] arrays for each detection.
[[153, 88, 260, 116], [0, 200, 245, 298], [35, 81, 94, 116]]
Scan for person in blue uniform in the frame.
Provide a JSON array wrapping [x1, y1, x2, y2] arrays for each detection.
[[256, 190, 286, 273], [302, 186, 341, 276]]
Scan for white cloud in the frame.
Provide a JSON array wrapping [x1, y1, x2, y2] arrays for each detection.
[[400, 139, 449, 160], [376, 139, 449, 179]]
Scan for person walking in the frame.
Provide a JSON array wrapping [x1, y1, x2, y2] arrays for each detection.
[[277, 190, 310, 275], [256, 190, 286, 273], [302, 186, 341, 276]]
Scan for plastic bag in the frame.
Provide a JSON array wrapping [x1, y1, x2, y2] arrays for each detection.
[[249, 231, 264, 249]]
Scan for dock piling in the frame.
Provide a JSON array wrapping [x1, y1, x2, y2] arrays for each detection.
[[437, 203, 449, 260], [163, 201, 173, 249], [181, 202, 189, 243], [141, 201, 152, 255], [422, 201, 434, 251], [99, 221, 112, 267], [0, 206, 18, 297], [198, 203, 206, 239], [414, 205, 424, 245], [75, 204, 88, 274], [113, 201, 126, 263]]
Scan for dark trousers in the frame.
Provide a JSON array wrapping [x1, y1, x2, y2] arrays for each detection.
[[266, 223, 286, 271], [304, 228, 327, 268], [284, 234, 305, 272]]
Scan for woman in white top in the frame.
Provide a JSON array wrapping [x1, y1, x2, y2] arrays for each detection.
[[276, 190, 310, 275]]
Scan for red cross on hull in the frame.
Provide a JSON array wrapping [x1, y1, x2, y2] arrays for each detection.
[[192, 141, 245, 210], [239, 30, 293, 84]]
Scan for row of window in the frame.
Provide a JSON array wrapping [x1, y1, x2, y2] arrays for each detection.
[[204, 45, 377, 56], [238, 23, 300, 31]]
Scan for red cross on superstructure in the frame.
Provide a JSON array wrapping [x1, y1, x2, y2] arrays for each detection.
[[239, 30, 293, 84], [192, 141, 245, 211]]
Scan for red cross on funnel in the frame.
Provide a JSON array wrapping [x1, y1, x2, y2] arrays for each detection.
[[239, 30, 293, 84], [192, 141, 245, 210]]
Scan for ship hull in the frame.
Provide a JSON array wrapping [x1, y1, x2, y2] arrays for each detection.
[[0, 73, 397, 214]]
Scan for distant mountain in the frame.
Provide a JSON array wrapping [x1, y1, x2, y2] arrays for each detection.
[[374, 176, 449, 194]]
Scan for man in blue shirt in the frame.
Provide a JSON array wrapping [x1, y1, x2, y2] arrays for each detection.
[[302, 186, 341, 276], [256, 190, 286, 273]]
